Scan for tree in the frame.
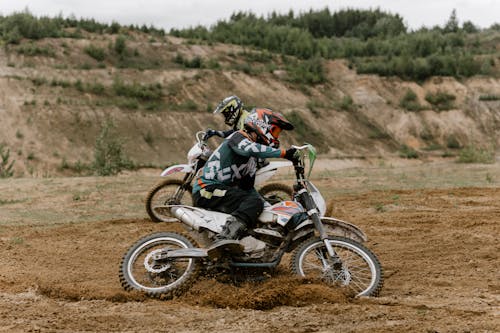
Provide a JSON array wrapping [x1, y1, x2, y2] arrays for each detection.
[[462, 21, 479, 33], [444, 9, 459, 33]]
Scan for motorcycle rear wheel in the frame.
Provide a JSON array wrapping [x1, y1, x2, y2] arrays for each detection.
[[290, 236, 383, 297], [145, 179, 193, 222], [119, 232, 200, 298], [258, 182, 293, 205]]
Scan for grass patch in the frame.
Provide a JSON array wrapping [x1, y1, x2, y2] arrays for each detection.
[[59, 158, 93, 175], [0, 144, 15, 178], [10, 237, 24, 245], [399, 89, 424, 111], [173, 53, 203, 68], [112, 79, 163, 101], [399, 145, 419, 159], [478, 94, 500, 101], [0, 198, 26, 205], [425, 91, 456, 111], [84, 44, 106, 61], [457, 145, 495, 164], [336, 95, 356, 112], [15, 43, 56, 57]]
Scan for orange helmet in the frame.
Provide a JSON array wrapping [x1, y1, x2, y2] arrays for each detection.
[[244, 108, 294, 147]]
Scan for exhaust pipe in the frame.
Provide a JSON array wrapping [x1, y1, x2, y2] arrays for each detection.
[[171, 207, 200, 230]]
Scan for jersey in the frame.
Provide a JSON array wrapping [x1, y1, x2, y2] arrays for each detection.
[[236, 109, 250, 130], [193, 130, 286, 193]]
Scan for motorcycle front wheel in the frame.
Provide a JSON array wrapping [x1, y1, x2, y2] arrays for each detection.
[[290, 236, 383, 297], [145, 179, 193, 222], [119, 232, 200, 298]]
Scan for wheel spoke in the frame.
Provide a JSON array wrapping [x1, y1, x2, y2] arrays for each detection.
[[128, 238, 193, 290], [294, 238, 381, 297]]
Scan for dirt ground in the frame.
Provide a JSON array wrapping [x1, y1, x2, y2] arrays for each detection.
[[0, 165, 499, 332]]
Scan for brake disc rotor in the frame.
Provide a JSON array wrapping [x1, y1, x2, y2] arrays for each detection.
[[144, 249, 170, 274]]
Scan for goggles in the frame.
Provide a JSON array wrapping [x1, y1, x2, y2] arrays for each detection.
[[269, 125, 282, 139]]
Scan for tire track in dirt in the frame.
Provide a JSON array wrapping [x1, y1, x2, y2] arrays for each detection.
[[0, 187, 498, 332]]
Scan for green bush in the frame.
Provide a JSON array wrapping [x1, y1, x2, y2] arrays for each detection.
[[84, 44, 106, 61], [286, 56, 326, 85], [173, 53, 203, 68], [186, 56, 202, 68], [399, 89, 424, 111], [336, 95, 356, 112], [0, 144, 15, 178], [425, 91, 456, 111], [92, 121, 134, 176], [112, 80, 163, 100], [114, 35, 127, 55], [399, 145, 419, 159], [457, 145, 495, 164], [16, 43, 56, 57], [59, 158, 92, 175], [479, 94, 500, 101], [446, 135, 461, 149]]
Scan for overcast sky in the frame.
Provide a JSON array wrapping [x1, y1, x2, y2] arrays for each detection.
[[1, 0, 499, 31]]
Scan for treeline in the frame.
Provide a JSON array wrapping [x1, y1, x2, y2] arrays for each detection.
[[0, 9, 164, 44], [1, 9, 498, 82], [171, 8, 499, 81]]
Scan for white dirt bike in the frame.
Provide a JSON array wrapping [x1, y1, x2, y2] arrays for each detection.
[[121, 144, 383, 298], [146, 131, 294, 222]]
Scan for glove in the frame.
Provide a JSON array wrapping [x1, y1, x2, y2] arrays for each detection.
[[203, 129, 219, 140], [284, 147, 298, 162]]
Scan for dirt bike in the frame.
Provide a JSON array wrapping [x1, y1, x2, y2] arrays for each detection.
[[121, 144, 383, 298], [146, 131, 294, 222]]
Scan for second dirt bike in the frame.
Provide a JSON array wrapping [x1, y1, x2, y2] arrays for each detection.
[[121, 144, 383, 298], [146, 131, 294, 222]]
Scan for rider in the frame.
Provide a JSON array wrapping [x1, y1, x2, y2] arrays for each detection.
[[204, 95, 250, 141], [193, 109, 298, 246]]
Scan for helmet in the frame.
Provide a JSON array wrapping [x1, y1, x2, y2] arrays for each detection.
[[213, 95, 243, 126], [244, 108, 294, 147]]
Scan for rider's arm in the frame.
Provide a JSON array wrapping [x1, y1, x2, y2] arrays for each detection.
[[228, 133, 285, 159], [220, 129, 235, 138], [204, 129, 235, 140]]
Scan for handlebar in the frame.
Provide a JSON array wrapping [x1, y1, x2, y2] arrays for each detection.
[[195, 131, 206, 144], [290, 144, 317, 179], [291, 144, 310, 150]]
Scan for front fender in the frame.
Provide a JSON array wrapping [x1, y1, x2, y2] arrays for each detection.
[[321, 217, 368, 243], [160, 164, 193, 177]]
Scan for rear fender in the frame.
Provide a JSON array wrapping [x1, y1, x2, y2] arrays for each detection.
[[160, 164, 193, 177]]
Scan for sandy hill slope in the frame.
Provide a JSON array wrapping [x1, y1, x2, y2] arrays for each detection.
[[0, 32, 499, 176]]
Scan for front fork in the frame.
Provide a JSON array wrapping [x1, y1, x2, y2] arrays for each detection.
[[171, 172, 195, 203], [297, 188, 339, 260]]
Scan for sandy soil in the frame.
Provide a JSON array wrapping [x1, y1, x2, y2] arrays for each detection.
[[0, 176, 499, 332]]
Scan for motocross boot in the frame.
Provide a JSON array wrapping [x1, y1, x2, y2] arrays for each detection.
[[207, 216, 246, 259]]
